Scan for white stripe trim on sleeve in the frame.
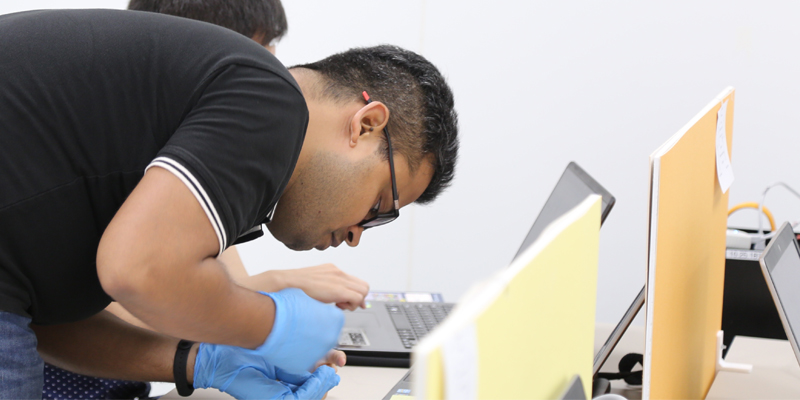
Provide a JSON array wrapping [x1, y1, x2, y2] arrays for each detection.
[[146, 157, 226, 256], [264, 201, 278, 224]]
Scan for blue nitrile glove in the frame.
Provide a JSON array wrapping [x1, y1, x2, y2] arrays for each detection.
[[193, 342, 340, 400], [228, 365, 339, 400], [257, 288, 344, 373], [194, 288, 342, 378]]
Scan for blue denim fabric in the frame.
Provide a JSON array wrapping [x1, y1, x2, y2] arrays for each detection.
[[0, 311, 44, 399]]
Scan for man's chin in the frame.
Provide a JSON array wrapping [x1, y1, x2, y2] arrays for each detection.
[[283, 241, 314, 251], [269, 226, 315, 251], [270, 224, 330, 251]]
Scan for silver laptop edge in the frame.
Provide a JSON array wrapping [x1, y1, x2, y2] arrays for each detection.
[[593, 286, 645, 376], [512, 162, 616, 262], [759, 222, 800, 364]]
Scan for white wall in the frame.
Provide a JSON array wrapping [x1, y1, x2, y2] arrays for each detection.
[[4, 1, 800, 326]]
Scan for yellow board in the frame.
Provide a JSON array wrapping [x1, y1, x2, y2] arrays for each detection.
[[644, 88, 734, 399], [414, 195, 601, 400]]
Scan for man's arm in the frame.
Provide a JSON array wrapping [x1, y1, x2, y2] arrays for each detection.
[[32, 310, 197, 383], [104, 245, 369, 338], [243, 265, 369, 310], [34, 310, 345, 395], [101, 247, 256, 332], [101, 246, 251, 331], [96, 167, 273, 348], [218, 247, 370, 311], [217, 246, 251, 284], [104, 302, 153, 330]]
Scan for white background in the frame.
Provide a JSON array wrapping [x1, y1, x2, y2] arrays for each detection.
[[3, 1, 800, 326]]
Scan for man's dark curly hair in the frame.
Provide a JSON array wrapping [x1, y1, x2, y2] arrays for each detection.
[[292, 45, 459, 204], [128, 0, 287, 46]]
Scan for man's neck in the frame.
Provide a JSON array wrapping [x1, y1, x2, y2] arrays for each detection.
[[285, 68, 321, 195]]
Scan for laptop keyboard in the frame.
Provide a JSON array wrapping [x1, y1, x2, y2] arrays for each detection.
[[386, 303, 454, 348]]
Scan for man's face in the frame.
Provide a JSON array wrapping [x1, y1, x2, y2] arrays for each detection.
[[267, 149, 433, 251]]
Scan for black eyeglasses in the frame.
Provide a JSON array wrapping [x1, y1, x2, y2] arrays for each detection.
[[358, 91, 400, 230]]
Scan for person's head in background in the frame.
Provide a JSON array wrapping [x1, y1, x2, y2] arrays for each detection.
[[128, 0, 287, 54]]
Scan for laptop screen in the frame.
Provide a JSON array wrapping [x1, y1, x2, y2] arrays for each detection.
[[513, 162, 615, 261], [765, 227, 800, 347]]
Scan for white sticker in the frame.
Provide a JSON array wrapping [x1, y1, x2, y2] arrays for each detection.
[[442, 323, 478, 400], [337, 328, 370, 347], [715, 100, 734, 193]]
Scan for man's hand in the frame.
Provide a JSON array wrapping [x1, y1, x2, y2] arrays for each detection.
[[258, 289, 344, 373], [315, 349, 347, 371], [230, 365, 339, 400], [191, 289, 342, 376], [194, 342, 340, 400], [247, 264, 369, 311]]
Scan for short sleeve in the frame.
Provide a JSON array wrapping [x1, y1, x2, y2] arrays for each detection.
[[147, 65, 307, 255]]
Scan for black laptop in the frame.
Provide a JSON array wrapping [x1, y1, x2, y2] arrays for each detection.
[[339, 162, 616, 367]]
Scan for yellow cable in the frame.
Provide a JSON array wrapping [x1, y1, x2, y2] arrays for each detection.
[[728, 202, 776, 231]]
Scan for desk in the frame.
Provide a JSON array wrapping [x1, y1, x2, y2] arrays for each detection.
[[163, 323, 647, 399], [706, 336, 800, 399], [162, 366, 408, 400]]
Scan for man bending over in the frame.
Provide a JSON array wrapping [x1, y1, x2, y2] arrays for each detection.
[[0, 9, 457, 399]]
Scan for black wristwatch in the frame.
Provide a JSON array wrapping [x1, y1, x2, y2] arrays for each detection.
[[173, 339, 195, 397]]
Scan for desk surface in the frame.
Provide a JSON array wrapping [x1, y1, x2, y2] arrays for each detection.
[[706, 336, 800, 399], [162, 322, 647, 399], [162, 366, 408, 400], [162, 328, 800, 400]]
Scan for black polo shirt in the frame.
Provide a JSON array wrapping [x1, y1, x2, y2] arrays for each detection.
[[0, 10, 308, 324]]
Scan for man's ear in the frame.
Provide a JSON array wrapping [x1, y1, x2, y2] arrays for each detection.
[[349, 101, 389, 147]]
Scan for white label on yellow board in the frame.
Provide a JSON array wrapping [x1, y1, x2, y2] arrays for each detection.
[[715, 100, 734, 193], [442, 322, 478, 400]]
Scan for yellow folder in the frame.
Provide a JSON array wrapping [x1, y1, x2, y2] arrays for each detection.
[[644, 88, 735, 399], [413, 195, 601, 400]]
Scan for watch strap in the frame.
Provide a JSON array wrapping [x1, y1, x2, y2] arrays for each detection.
[[173, 339, 195, 397]]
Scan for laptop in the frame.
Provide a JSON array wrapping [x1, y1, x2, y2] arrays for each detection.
[[593, 285, 645, 376], [340, 162, 616, 367], [382, 289, 645, 399], [758, 221, 800, 365]]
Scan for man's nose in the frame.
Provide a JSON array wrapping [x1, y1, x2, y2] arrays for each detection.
[[345, 225, 364, 247]]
